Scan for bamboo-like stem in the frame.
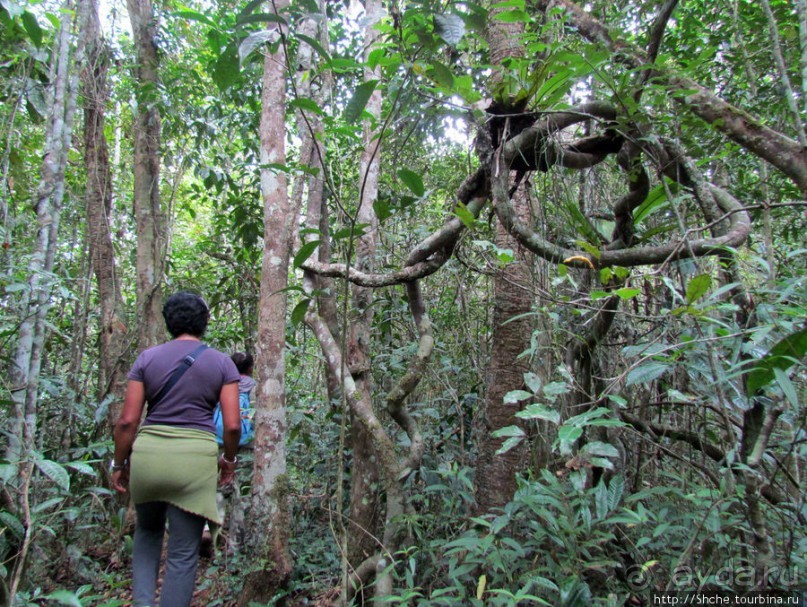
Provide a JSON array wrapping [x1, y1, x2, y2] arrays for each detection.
[[760, 0, 807, 146]]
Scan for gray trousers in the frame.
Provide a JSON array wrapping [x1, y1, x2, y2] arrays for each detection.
[[132, 501, 206, 607]]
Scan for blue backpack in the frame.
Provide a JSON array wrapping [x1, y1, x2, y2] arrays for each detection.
[[214, 391, 254, 446]]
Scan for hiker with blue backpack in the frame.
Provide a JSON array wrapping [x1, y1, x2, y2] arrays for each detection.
[[202, 352, 255, 555], [214, 352, 255, 447]]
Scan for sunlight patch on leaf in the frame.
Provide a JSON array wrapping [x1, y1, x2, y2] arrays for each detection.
[[434, 14, 466, 46], [516, 403, 560, 425], [239, 30, 280, 66]]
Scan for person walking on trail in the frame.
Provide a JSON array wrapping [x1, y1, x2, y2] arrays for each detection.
[[214, 351, 256, 447], [110, 291, 242, 607]]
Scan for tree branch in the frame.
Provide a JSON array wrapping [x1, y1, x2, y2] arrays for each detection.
[[621, 412, 726, 463], [494, 137, 752, 268], [303, 187, 487, 286], [536, 0, 807, 193], [385, 282, 428, 475]]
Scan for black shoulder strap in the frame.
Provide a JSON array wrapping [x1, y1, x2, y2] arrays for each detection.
[[148, 343, 209, 412]]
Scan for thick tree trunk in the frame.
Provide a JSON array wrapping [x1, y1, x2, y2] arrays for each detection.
[[240, 3, 293, 602], [473, 4, 533, 513], [474, 183, 533, 511], [82, 0, 129, 426], [127, 0, 164, 347]]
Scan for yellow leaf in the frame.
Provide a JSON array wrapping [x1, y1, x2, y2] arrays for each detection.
[[476, 574, 487, 600]]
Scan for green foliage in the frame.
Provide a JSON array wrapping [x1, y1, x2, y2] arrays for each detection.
[[0, 0, 804, 603], [404, 471, 627, 605], [392, 460, 803, 604], [746, 327, 807, 396], [493, 371, 625, 463], [344, 80, 379, 124], [0, 445, 119, 605]]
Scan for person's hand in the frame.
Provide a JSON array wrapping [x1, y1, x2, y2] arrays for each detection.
[[111, 467, 129, 493], [218, 454, 237, 487]]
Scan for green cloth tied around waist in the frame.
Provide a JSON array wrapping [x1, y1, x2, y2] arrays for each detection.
[[130, 425, 220, 525]]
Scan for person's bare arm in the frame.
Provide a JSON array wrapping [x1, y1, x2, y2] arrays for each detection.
[[217, 382, 241, 486], [110, 380, 146, 493]]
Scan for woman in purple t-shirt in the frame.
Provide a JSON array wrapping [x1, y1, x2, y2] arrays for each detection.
[[110, 292, 242, 607]]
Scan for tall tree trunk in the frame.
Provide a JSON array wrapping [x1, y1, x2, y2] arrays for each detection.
[[294, 10, 341, 399], [6, 0, 86, 596], [240, 3, 292, 602], [82, 0, 129, 426], [127, 0, 164, 347], [345, 0, 385, 577], [473, 5, 533, 512], [6, 0, 83, 462], [474, 183, 533, 511]]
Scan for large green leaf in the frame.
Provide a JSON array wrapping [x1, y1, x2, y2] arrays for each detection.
[[493, 9, 529, 23], [746, 327, 807, 395], [633, 182, 676, 225], [373, 197, 392, 222], [35, 459, 69, 492], [614, 287, 641, 300], [172, 9, 216, 27], [433, 13, 466, 46], [344, 80, 378, 124], [21, 11, 42, 47], [65, 461, 96, 476], [453, 203, 479, 229], [427, 61, 455, 90], [608, 474, 625, 510], [561, 578, 592, 607], [686, 273, 712, 304], [534, 68, 574, 106], [564, 406, 614, 427], [238, 30, 278, 66], [296, 33, 331, 64], [212, 43, 240, 91], [291, 299, 311, 326], [42, 590, 83, 607], [516, 403, 561, 425], [504, 389, 532, 403], [398, 168, 425, 197], [0, 510, 24, 538], [236, 12, 286, 26], [290, 97, 325, 115], [491, 425, 525, 439], [564, 200, 600, 245], [581, 441, 619, 457], [293, 240, 321, 268], [626, 362, 668, 386], [492, 425, 526, 454]]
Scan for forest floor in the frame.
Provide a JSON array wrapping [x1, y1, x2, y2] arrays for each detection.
[[81, 546, 241, 606], [90, 544, 334, 607]]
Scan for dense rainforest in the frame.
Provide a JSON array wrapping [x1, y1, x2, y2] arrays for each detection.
[[0, 0, 805, 605]]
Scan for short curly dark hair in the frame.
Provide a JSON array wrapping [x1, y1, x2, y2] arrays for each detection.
[[231, 352, 254, 375], [162, 292, 209, 338]]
